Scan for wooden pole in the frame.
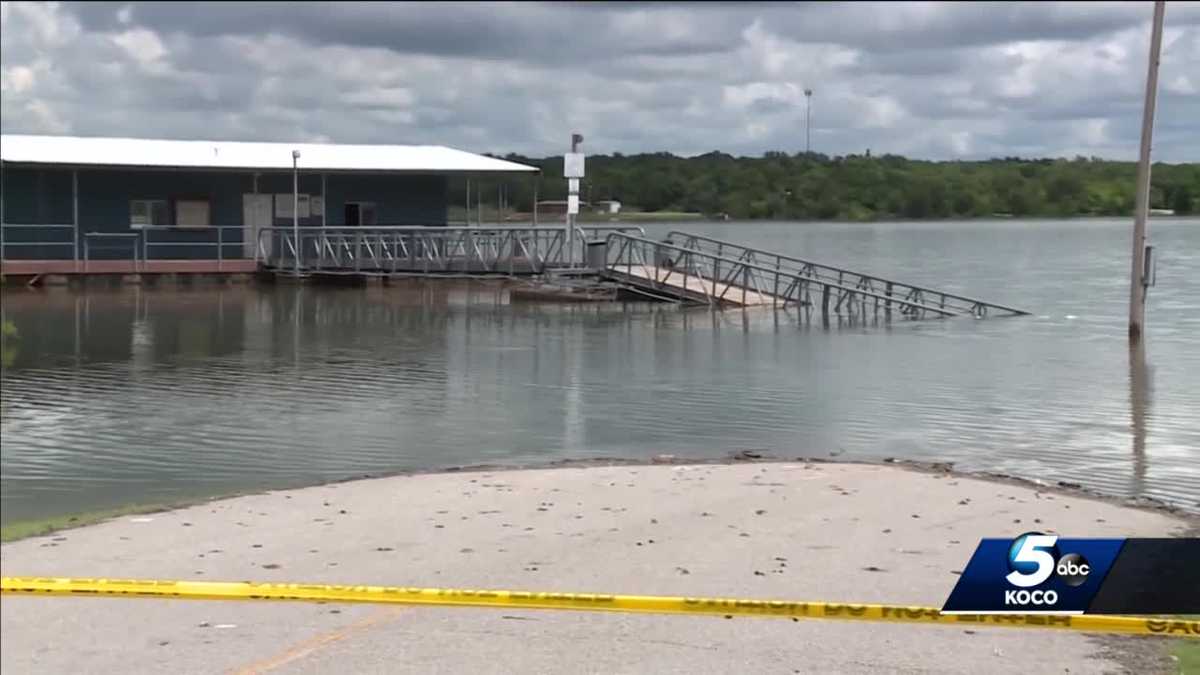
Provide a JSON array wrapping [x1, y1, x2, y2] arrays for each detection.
[[1129, 0, 1165, 342]]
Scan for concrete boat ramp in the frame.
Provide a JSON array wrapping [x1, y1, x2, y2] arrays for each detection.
[[0, 462, 1187, 674]]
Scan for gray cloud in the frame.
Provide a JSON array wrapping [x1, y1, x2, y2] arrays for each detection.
[[2, 1, 1198, 160]]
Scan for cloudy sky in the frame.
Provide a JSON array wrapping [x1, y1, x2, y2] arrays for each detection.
[[1, 1, 1198, 160]]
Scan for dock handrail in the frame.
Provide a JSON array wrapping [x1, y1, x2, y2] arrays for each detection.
[[139, 225, 247, 271], [0, 223, 78, 262], [602, 232, 966, 318], [253, 225, 651, 274], [257, 225, 583, 275], [575, 225, 646, 240], [83, 232, 141, 273], [665, 230, 1028, 317]]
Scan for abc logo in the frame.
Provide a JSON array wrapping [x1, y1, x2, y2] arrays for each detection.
[[1055, 552, 1090, 587], [1003, 533, 1091, 605]]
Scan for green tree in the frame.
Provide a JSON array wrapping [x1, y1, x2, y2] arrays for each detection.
[[1171, 185, 1193, 214], [489, 150, 1194, 221]]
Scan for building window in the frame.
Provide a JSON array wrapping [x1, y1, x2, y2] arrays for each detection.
[[130, 199, 170, 228], [274, 193, 312, 220], [175, 199, 211, 228]]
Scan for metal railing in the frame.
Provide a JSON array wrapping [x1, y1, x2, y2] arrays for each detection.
[[257, 225, 593, 275], [2, 223, 254, 270], [1, 222, 650, 274], [601, 232, 967, 319], [0, 223, 78, 261], [575, 226, 646, 241], [665, 231, 1028, 318], [83, 232, 142, 272], [140, 225, 247, 271]]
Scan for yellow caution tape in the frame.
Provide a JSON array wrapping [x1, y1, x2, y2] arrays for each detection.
[[2, 576, 1197, 638]]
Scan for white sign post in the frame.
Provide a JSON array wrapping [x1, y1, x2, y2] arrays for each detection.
[[565, 135, 584, 266], [564, 154, 585, 180]]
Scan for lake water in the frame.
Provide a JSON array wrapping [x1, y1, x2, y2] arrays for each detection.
[[2, 218, 1198, 523]]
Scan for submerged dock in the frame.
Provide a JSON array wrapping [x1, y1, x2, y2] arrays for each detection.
[[3, 223, 1026, 321], [256, 225, 1028, 321]]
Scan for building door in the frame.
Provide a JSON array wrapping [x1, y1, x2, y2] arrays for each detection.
[[344, 202, 377, 227], [243, 194, 273, 258]]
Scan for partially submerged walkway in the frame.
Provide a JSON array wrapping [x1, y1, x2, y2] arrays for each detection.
[[247, 225, 1029, 320], [0, 462, 1185, 674], [600, 231, 1030, 317]]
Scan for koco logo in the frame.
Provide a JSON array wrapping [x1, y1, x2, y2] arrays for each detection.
[[1003, 533, 1091, 607]]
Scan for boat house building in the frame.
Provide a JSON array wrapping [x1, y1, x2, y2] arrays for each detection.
[[0, 134, 538, 277]]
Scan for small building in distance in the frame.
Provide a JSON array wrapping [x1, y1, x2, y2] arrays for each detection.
[[535, 199, 589, 217], [0, 134, 537, 276], [534, 199, 620, 218]]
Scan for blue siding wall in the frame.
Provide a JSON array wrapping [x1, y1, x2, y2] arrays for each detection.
[[324, 174, 448, 225], [1, 167, 76, 259], [81, 169, 253, 261], [2, 165, 450, 261]]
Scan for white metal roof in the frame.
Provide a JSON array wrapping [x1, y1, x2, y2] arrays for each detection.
[[0, 134, 539, 174]]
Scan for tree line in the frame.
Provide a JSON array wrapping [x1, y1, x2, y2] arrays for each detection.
[[459, 152, 1198, 221]]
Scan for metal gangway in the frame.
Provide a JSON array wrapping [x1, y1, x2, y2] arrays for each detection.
[[256, 225, 644, 277], [663, 231, 1028, 317], [599, 231, 1028, 319], [253, 223, 1027, 321]]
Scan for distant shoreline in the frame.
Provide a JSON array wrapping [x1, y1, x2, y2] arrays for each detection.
[[469, 153, 1197, 222], [495, 212, 1199, 225]]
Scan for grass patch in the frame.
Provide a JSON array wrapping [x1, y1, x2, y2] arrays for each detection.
[[1174, 640, 1200, 674], [1165, 614, 1200, 674], [1173, 618, 1200, 675], [1, 502, 185, 542], [2, 484, 265, 542]]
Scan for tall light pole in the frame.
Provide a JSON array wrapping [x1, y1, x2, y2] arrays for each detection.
[[1129, 0, 1165, 342], [292, 150, 300, 276], [804, 88, 813, 155]]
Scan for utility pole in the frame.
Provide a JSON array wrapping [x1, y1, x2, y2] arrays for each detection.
[[1129, 0, 1165, 342], [804, 88, 813, 155]]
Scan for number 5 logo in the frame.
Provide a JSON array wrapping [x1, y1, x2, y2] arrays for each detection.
[[1006, 534, 1058, 588]]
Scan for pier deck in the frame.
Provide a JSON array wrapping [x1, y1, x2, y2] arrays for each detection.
[[605, 263, 780, 306]]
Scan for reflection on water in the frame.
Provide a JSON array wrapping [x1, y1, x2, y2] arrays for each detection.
[[1129, 337, 1150, 497], [2, 218, 1198, 522]]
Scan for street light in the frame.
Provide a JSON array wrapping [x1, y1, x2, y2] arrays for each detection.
[[292, 150, 300, 275], [804, 89, 813, 155]]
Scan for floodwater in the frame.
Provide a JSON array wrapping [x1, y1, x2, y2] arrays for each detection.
[[2, 218, 1198, 523]]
